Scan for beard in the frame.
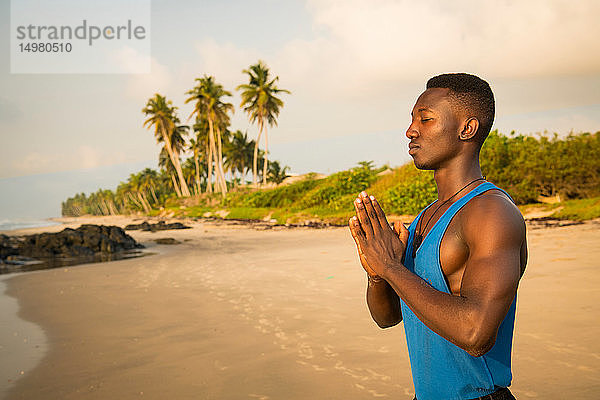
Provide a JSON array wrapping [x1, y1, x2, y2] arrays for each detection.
[[411, 154, 436, 171]]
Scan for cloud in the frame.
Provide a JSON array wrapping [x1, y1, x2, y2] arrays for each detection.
[[182, 0, 600, 144], [305, 0, 600, 80], [8, 146, 129, 178], [125, 55, 172, 100], [108, 45, 152, 74]]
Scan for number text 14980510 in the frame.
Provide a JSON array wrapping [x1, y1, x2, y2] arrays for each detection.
[[18, 42, 72, 53]]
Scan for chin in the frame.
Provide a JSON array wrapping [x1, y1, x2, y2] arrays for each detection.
[[411, 157, 435, 171]]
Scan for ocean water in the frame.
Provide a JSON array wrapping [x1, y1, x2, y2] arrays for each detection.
[[0, 219, 61, 232], [0, 276, 48, 398]]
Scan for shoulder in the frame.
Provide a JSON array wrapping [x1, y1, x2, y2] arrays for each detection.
[[458, 188, 526, 250]]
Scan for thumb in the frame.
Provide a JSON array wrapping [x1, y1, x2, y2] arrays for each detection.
[[394, 221, 409, 245]]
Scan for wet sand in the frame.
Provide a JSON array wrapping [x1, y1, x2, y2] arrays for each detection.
[[1, 217, 599, 399]]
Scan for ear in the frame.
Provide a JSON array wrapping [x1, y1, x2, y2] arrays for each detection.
[[459, 117, 479, 141]]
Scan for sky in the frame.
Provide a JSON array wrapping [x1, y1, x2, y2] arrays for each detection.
[[1, 0, 599, 220]]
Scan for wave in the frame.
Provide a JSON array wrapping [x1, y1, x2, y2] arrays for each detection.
[[0, 218, 61, 232]]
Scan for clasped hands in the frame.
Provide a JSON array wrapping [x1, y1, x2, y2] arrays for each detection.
[[349, 191, 409, 280]]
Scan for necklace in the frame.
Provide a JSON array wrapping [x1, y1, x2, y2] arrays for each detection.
[[412, 177, 485, 258]]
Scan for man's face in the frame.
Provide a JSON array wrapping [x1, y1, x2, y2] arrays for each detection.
[[406, 88, 462, 170]]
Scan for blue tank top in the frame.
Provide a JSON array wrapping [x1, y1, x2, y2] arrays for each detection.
[[401, 182, 517, 400]]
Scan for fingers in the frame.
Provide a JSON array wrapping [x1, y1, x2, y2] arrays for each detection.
[[360, 192, 382, 231], [354, 195, 374, 238], [369, 195, 390, 231], [348, 216, 363, 243], [394, 220, 409, 245], [349, 216, 366, 254], [349, 217, 377, 275]]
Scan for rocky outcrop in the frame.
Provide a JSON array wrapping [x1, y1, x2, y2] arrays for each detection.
[[124, 221, 191, 232], [0, 225, 143, 263]]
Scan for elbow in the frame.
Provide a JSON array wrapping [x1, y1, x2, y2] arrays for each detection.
[[463, 331, 496, 357], [375, 320, 398, 329], [466, 343, 493, 358], [373, 315, 401, 329]]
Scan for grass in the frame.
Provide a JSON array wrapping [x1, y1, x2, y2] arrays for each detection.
[[224, 207, 271, 220], [148, 164, 600, 224], [550, 197, 600, 221]]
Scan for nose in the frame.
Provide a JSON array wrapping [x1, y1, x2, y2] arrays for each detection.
[[406, 121, 418, 139]]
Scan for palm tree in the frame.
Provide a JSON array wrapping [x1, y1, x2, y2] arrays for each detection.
[[185, 75, 234, 197], [188, 137, 202, 195], [237, 60, 290, 186], [267, 160, 291, 185], [142, 94, 191, 197], [191, 117, 214, 193], [129, 172, 152, 213], [139, 168, 160, 206], [171, 121, 190, 191], [182, 157, 198, 194], [159, 146, 182, 197], [224, 130, 254, 185]]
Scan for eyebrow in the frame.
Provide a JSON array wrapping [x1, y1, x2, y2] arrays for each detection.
[[410, 107, 434, 116]]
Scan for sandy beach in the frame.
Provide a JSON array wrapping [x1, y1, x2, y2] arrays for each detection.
[[1, 216, 599, 399]]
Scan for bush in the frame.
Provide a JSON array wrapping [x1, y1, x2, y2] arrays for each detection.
[[480, 130, 600, 203], [383, 167, 436, 215], [226, 178, 320, 208], [295, 162, 378, 210]]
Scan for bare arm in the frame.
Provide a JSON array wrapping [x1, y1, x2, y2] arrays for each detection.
[[353, 191, 525, 356], [366, 278, 402, 328], [349, 206, 407, 328]]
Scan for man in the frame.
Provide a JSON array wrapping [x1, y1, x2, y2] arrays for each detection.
[[349, 73, 527, 400]]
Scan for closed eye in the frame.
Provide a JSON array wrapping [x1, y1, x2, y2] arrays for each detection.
[[421, 118, 433, 122]]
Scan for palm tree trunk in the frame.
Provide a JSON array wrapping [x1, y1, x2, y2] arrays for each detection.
[[171, 174, 182, 197], [171, 151, 190, 197], [149, 185, 159, 204], [215, 126, 228, 195], [127, 192, 143, 209], [137, 192, 151, 213], [208, 118, 226, 195], [193, 151, 201, 196], [253, 119, 263, 187], [207, 123, 217, 194], [204, 140, 211, 193], [108, 199, 118, 215], [141, 191, 153, 212], [211, 138, 221, 194], [206, 140, 213, 194], [262, 124, 269, 186], [100, 199, 109, 216], [160, 121, 191, 197]]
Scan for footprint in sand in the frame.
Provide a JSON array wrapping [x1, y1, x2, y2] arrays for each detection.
[[248, 394, 269, 400], [297, 342, 314, 359]]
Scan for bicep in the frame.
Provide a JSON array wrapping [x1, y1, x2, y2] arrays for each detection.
[[459, 202, 525, 331]]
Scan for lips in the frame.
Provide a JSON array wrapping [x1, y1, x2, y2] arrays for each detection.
[[408, 142, 419, 155]]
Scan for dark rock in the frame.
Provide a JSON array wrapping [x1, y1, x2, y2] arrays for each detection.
[[0, 234, 21, 259], [0, 225, 144, 265], [526, 217, 584, 230], [154, 238, 180, 245], [125, 221, 191, 232]]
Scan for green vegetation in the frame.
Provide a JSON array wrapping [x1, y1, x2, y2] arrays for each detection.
[[480, 130, 600, 204], [63, 77, 600, 226], [517, 197, 600, 221], [552, 197, 600, 220]]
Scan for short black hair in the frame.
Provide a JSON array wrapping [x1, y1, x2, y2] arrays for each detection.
[[426, 73, 495, 145]]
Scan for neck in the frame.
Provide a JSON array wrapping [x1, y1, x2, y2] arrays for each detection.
[[433, 155, 483, 202]]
